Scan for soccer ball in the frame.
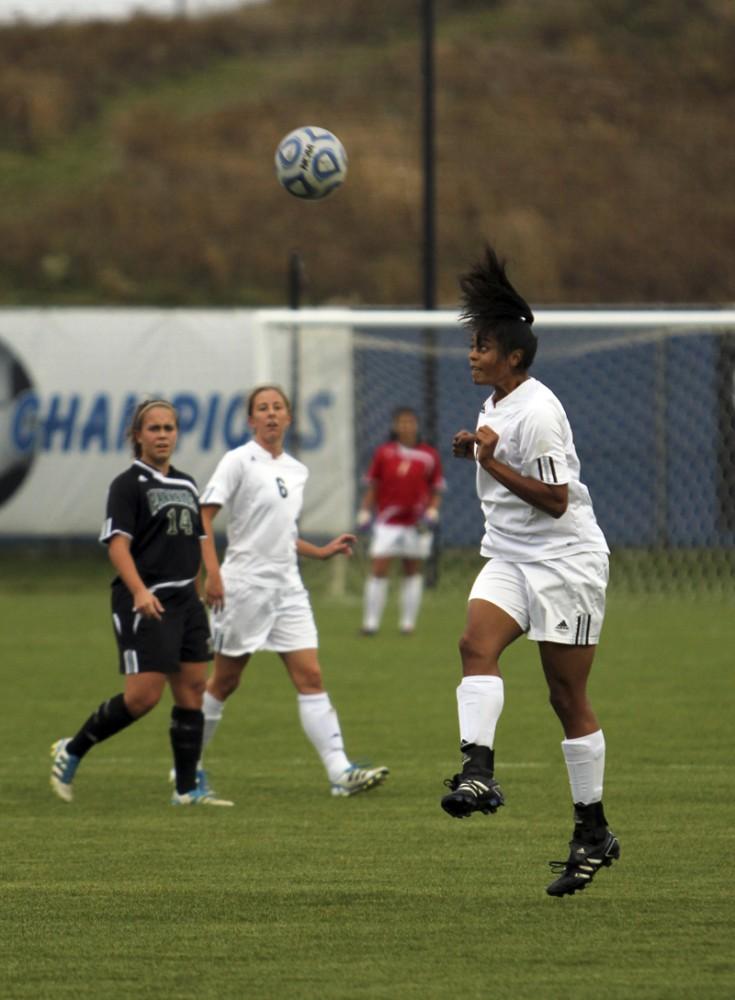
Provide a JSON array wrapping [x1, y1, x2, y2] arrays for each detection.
[[274, 126, 348, 200]]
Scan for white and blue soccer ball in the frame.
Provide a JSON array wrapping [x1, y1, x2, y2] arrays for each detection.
[[274, 126, 348, 200]]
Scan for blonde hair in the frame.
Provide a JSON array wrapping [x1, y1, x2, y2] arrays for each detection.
[[127, 399, 178, 457]]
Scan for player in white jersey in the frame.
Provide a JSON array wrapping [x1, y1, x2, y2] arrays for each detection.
[[197, 385, 389, 800], [440, 246, 619, 897]]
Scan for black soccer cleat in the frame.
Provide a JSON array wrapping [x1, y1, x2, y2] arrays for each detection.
[[441, 773, 505, 818], [546, 830, 620, 897]]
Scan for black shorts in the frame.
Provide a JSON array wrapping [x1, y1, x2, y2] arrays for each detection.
[[111, 583, 212, 675]]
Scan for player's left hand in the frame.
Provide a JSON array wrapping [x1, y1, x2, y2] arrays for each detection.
[[475, 425, 499, 467], [421, 506, 440, 530], [452, 429, 476, 459], [204, 568, 226, 611], [322, 533, 357, 559]]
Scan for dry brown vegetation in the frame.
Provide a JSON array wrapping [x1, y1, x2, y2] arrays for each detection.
[[0, 0, 732, 305]]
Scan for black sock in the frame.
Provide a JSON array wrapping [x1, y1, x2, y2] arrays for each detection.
[[573, 801, 608, 843], [170, 706, 204, 795], [460, 741, 495, 777], [67, 693, 136, 759]]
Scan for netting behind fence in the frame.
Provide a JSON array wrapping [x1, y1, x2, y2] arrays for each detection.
[[263, 308, 735, 596]]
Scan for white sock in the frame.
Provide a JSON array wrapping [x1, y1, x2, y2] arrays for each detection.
[[363, 576, 388, 631], [399, 574, 423, 630], [561, 729, 606, 804], [201, 690, 225, 759], [456, 675, 505, 749], [297, 692, 350, 782]]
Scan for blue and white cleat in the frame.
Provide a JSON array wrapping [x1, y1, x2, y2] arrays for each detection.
[[50, 738, 80, 803], [171, 786, 234, 807], [330, 763, 389, 797], [168, 766, 215, 796]]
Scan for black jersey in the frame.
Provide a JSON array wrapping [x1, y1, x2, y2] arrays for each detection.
[[99, 459, 205, 595]]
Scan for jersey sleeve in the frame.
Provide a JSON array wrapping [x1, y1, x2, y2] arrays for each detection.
[[99, 472, 138, 543], [363, 445, 384, 484], [200, 450, 242, 507], [519, 399, 570, 485]]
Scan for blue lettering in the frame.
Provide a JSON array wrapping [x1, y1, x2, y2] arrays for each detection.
[[12, 391, 39, 454], [9, 391, 268, 456], [171, 393, 199, 443], [201, 394, 220, 450], [116, 394, 138, 451], [80, 394, 109, 452], [43, 394, 79, 451], [300, 390, 334, 449], [224, 394, 249, 448]]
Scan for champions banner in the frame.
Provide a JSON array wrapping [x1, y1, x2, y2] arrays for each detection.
[[0, 309, 354, 537]]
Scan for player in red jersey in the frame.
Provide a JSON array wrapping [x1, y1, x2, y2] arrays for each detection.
[[357, 407, 444, 635]]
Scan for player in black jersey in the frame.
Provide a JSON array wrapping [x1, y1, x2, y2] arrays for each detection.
[[50, 399, 231, 806]]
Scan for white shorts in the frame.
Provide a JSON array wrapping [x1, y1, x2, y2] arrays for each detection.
[[211, 579, 318, 656], [370, 522, 433, 559], [468, 551, 609, 645]]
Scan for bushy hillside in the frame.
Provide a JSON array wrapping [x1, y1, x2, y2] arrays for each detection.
[[0, 0, 732, 305]]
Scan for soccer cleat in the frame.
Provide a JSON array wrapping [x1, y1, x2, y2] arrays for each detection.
[[168, 766, 215, 796], [441, 772, 505, 818], [546, 830, 620, 897], [171, 786, 234, 807], [330, 763, 389, 797], [50, 738, 80, 803]]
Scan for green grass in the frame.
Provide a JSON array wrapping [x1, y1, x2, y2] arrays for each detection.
[[2, 552, 734, 999]]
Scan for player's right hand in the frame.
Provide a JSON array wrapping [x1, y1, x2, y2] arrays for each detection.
[[132, 587, 164, 620], [452, 430, 476, 459], [356, 508, 372, 532]]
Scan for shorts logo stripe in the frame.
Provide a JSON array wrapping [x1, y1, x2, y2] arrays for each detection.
[[575, 613, 591, 645], [123, 649, 139, 675]]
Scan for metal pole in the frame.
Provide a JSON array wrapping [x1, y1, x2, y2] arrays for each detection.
[[421, 0, 436, 313], [288, 251, 304, 456], [420, 0, 438, 445], [288, 250, 304, 310], [421, 0, 441, 587]]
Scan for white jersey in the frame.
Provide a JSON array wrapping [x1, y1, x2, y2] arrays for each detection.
[[200, 439, 308, 588], [475, 377, 609, 562]]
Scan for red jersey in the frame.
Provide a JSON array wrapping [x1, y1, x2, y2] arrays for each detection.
[[365, 441, 444, 526]]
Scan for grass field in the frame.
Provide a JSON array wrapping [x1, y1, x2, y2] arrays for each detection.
[[2, 550, 734, 999]]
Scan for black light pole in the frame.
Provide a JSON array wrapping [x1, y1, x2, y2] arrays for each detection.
[[288, 250, 304, 456], [421, 0, 437, 314], [420, 0, 438, 443], [421, 0, 441, 586]]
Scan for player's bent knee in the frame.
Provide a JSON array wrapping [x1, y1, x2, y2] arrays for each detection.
[[295, 667, 324, 694], [548, 687, 586, 725], [212, 674, 240, 700], [125, 689, 163, 718], [459, 631, 484, 663]]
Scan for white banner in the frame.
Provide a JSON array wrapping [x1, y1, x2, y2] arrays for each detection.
[[0, 309, 354, 538]]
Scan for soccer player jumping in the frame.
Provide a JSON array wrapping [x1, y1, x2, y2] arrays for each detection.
[[441, 245, 619, 897]]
